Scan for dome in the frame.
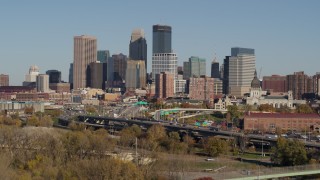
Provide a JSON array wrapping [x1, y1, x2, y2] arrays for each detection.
[[251, 70, 261, 89]]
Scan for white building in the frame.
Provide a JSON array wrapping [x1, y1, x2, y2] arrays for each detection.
[[36, 74, 50, 92], [25, 65, 40, 82], [152, 53, 178, 80], [228, 48, 255, 97], [246, 72, 305, 108]]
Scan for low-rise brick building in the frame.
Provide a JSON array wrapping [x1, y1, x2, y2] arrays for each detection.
[[243, 113, 320, 132]]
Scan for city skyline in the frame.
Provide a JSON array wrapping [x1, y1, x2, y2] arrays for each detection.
[[0, 0, 319, 85]]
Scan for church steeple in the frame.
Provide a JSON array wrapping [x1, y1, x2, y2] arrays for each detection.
[[251, 70, 261, 89]]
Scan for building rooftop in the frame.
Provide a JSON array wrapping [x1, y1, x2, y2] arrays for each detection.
[[245, 113, 320, 119]]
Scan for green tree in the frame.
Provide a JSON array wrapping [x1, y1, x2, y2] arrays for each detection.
[[227, 105, 240, 120], [204, 137, 229, 157], [271, 138, 308, 166], [296, 104, 314, 114]]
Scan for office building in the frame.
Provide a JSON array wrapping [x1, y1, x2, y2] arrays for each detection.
[[152, 53, 178, 80], [228, 47, 256, 97], [211, 61, 220, 78], [222, 56, 230, 94], [183, 56, 206, 79], [155, 72, 174, 99], [188, 76, 214, 101], [69, 63, 73, 89], [25, 65, 40, 82], [153, 25, 172, 54], [106, 54, 127, 88], [0, 74, 9, 86], [125, 60, 146, 90], [36, 74, 49, 92], [49, 83, 70, 93], [88, 61, 107, 89], [97, 50, 110, 63], [129, 29, 147, 70], [46, 70, 61, 84], [262, 75, 287, 93], [73, 35, 97, 89]]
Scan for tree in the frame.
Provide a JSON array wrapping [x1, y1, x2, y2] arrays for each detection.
[[146, 124, 167, 151], [271, 138, 308, 166], [227, 105, 240, 120], [258, 104, 275, 112], [296, 104, 314, 114], [204, 137, 229, 157]]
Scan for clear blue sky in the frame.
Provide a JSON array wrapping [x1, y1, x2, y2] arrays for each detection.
[[0, 0, 319, 85]]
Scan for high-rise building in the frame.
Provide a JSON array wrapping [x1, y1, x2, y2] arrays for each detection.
[[155, 72, 174, 99], [46, 70, 61, 84], [287, 71, 311, 100], [153, 25, 172, 54], [106, 54, 127, 88], [129, 29, 147, 71], [222, 56, 230, 94], [87, 61, 107, 89], [36, 74, 49, 92], [25, 65, 40, 82], [228, 47, 256, 97], [125, 60, 146, 91], [211, 61, 220, 78], [213, 78, 223, 96], [69, 63, 73, 89], [187, 76, 214, 101], [97, 50, 110, 63], [262, 75, 287, 93], [73, 35, 97, 89], [152, 53, 178, 80], [183, 56, 206, 79], [0, 74, 9, 86]]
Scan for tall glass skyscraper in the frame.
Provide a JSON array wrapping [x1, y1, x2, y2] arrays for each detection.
[[152, 25, 172, 54], [97, 50, 110, 63], [129, 29, 147, 71], [183, 56, 206, 79]]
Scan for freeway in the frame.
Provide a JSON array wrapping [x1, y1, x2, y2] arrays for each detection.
[[59, 115, 320, 149]]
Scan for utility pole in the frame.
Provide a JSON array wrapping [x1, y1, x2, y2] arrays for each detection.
[[135, 137, 138, 165]]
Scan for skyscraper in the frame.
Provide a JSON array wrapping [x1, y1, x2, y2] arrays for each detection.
[[46, 70, 61, 83], [129, 29, 147, 71], [73, 35, 97, 89], [88, 61, 107, 89], [222, 56, 230, 94], [106, 53, 127, 88], [211, 61, 220, 78], [183, 56, 206, 79], [152, 53, 178, 80], [228, 47, 256, 97], [97, 50, 110, 63], [69, 63, 73, 89], [153, 25, 172, 54], [125, 60, 146, 90]]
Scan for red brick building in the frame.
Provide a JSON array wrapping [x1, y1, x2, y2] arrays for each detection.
[[244, 113, 320, 132], [188, 76, 214, 101], [155, 72, 174, 99], [262, 75, 287, 93]]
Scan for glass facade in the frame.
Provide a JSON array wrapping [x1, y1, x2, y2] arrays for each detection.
[[153, 25, 172, 54], [231, 47, 255, 56]]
